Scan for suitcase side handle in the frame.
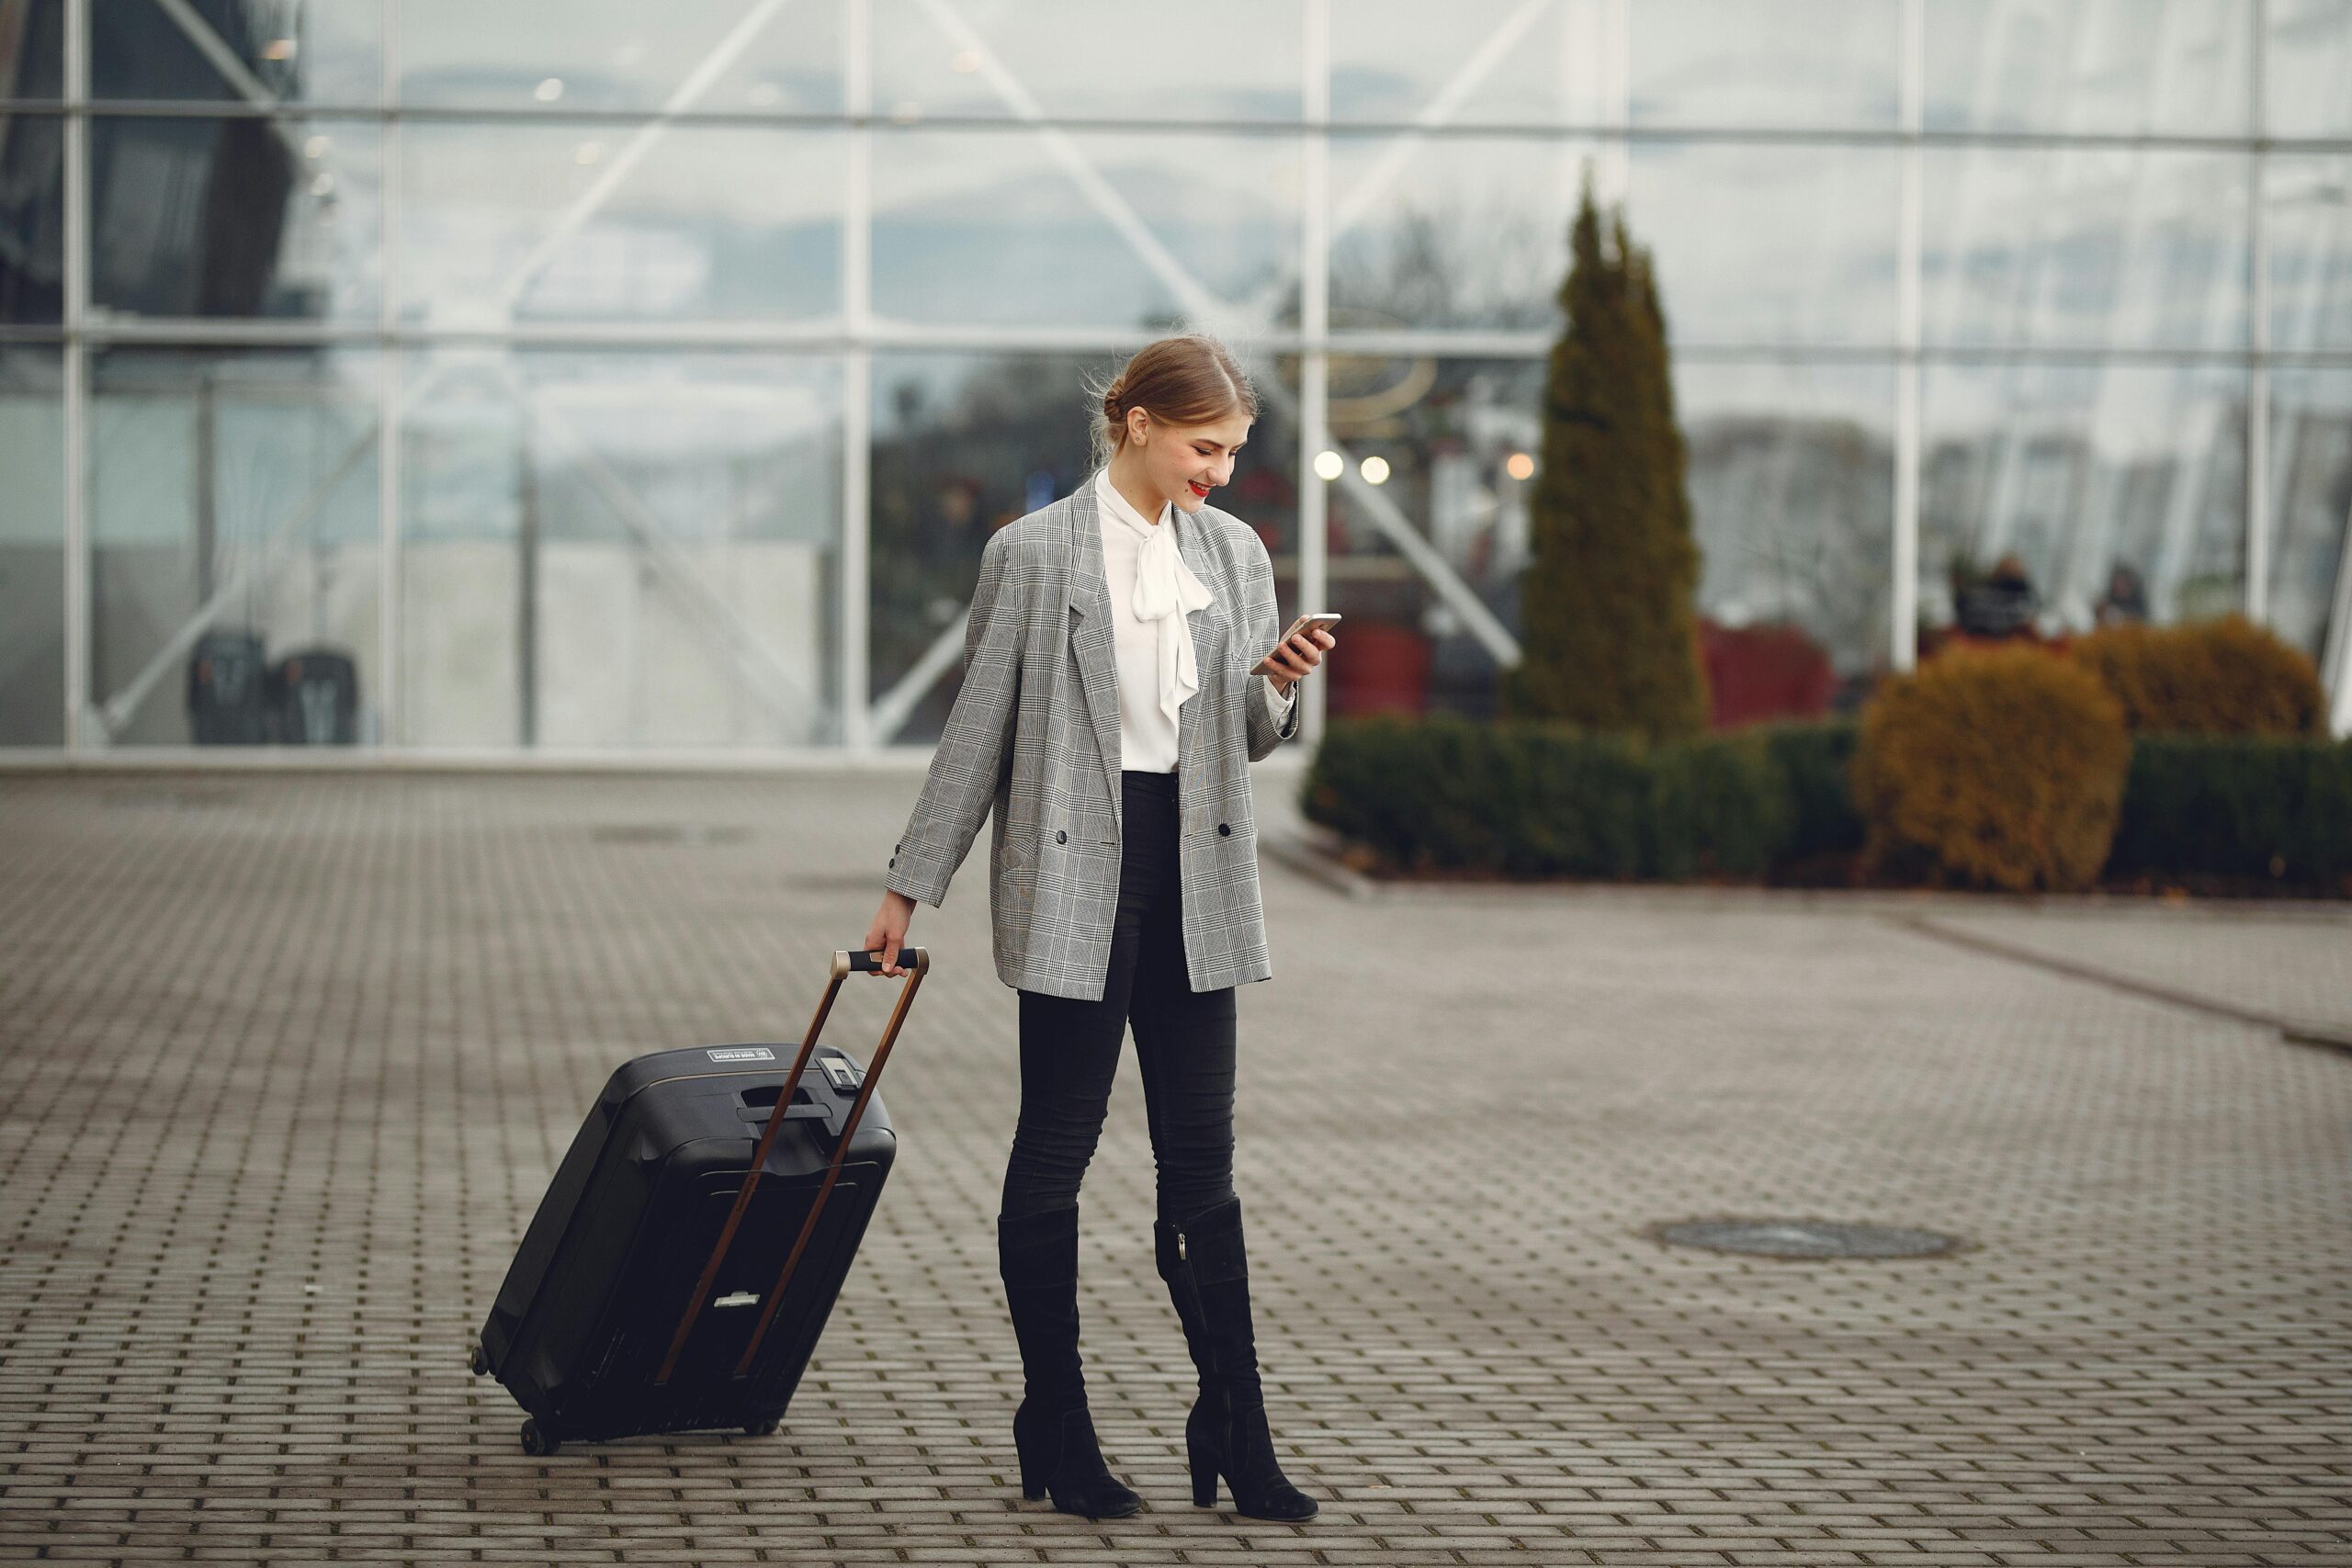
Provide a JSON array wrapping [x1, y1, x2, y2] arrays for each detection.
[[652, 947, 930, 1387]]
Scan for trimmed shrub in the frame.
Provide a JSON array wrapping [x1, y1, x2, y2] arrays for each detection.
[[1758, 721, 1865, 878], [1301, 716, 1647, 880], [2070, 615, 2326, 736], [1647, 733, 1793, 879], [2108, 733, 2352, 892], [1853, 646, 2132, 892]]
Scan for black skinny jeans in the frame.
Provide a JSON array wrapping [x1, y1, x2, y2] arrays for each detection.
[[999, 770, 1238, 1226]]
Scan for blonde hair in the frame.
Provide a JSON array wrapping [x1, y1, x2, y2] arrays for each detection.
[[1086, 333, 1259, 470]]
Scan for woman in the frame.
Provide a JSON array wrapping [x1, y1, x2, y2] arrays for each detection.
[[862, 334, 1335, 1523]]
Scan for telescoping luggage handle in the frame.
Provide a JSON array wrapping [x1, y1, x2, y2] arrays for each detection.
[[653, 946, 929, 1387]]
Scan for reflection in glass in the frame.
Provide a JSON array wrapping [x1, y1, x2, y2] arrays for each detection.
[[1329, 1, 1591, 127], [90, 115, 379, 321], [1921, 361, 2246, 648], [871, 0, 1297, 123], [0, 347, 63, 745], [1630, 0, 1899, 130], [2269, 0, 2352, 139], [399, 349, 840, 748], [1924, 0, 2252, 137], [1324, 356, 1893, 722], [92, 0, 380, 106], [2267, 372, 2352, 660], [870, 350, 1296, 743], [2267, 157, 2352, 354], [1922, 147, 2248, 351], [872, 130, 1298, 330], [88, 346, 379, 746], [1322, 356, 1538, 720], [1629, 141, 1900, 345], [1329, 134, 1593, 333], [1680, 361, 1894, 680], [401, 122, 840, 326], [0, 105, 62, 323], [396, 0, 842, 116], [1, 0, 61, 104]]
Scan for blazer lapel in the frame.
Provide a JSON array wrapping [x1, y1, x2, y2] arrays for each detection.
[[1065, 481, 1125, 807]]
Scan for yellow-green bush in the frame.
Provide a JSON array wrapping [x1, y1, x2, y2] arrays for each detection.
[[1853, 647, 2132, 892], [2070, 615, 2326, 736]]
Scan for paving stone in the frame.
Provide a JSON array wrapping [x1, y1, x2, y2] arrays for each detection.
[[2, 771, 2348, 1566]]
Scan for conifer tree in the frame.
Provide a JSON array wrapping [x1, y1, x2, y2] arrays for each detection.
[[1502, 178, 1709, 741]]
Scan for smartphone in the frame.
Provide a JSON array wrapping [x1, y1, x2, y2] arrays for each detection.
[[1251, 612, 1343, 679]]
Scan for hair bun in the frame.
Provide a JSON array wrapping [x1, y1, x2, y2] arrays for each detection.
[[1102, 388, 1124, 420]]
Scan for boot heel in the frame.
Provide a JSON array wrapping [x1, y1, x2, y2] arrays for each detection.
[[1189, 1438, 1219, 1507]]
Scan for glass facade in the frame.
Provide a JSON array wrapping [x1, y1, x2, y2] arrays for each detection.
[[2, 0, 2346, 752]]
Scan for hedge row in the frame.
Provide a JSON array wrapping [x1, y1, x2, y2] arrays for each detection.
[[1300, 715, 2352, 894]]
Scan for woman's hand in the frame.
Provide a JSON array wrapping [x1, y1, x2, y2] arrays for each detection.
[[864, 889, 916, 977], [1265, 626, 1337, 694]]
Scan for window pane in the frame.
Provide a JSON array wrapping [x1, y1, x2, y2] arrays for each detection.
[[88, 346, 381, 747], [0, 104, 62, 324], [2267, 371, 2352, 660], [3, 0, 62, 100], [1330, 0, 1594, 127], [1322, 356, 1539, 721], [90, 115, 380, 321], [1329, 133, 1595, 332], [2267, 156, 2352, 354], [1629, 142, 1901, 345], [1630, 0, 1900, 130], [1924, 0, 2254, 137], [872, 0, 1299, 123], [1921, 361, 2246, 647], [400, 121, 841, 325], [1682, 360, 1895, 682], [395, 0, 842, 115], [2267, 0, 2352, 140], [872, 130, 1298, 330], [398, 348, 841, 749], [94, 0, 381, 107], [1922, 147, 2249, 351], [870, 349, 1296, 744], [0, 346, 63, 746]]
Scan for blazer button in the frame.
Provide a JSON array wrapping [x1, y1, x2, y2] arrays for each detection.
[[888, 857, 896, 868], [1056, 829, 1068, 844], [1217, 822, 1231, 836]]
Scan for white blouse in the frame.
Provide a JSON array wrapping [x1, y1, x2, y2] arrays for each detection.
[[1092, 467, 1295, 773]]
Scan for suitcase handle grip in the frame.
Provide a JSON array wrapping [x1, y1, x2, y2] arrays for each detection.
[[654, 947, 929, 1386]]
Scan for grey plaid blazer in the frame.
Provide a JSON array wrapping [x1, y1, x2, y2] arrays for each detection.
[[883, 479, 1301, 1001]]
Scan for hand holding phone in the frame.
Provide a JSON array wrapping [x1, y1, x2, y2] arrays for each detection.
[[1252, 612, 1342, 682]]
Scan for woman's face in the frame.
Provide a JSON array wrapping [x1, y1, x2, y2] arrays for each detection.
[[1125, 408, 1252, 513]]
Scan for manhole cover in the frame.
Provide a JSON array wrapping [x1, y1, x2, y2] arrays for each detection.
[[1649, 1218, 1963, 1259], [589, 824, 752, 845]]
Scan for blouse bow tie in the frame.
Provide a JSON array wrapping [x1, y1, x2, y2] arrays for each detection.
[[1116, 490, 1216, 732]]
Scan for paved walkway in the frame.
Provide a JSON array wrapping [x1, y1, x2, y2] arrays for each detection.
[[2, 770, 2346, 1566]]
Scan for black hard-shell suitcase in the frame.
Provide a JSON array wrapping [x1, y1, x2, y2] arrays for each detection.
[[471, 948, 929, 1456]]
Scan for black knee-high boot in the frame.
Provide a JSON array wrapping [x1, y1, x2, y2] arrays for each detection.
[[1154, 1197, 1318, 1521], [997, 1205, 1142, 1519]]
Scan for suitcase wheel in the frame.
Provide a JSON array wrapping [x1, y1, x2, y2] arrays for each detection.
[[520, 1418, 560, 1458], [743, 1417, 780, 1438], [469, 1340, 490, 1377]]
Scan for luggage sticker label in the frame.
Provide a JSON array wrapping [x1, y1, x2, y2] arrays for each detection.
[[707, 1047, 777, 1063]]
